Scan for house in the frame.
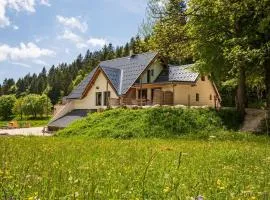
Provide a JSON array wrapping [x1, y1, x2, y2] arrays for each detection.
[[48, 52, 221, 130]]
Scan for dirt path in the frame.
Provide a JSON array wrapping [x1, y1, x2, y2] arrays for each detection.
[[0, 127, 52, 136], [241, 109, 266, 132]]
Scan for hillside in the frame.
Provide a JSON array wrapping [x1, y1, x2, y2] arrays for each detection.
[[57, 107, 242, 138]]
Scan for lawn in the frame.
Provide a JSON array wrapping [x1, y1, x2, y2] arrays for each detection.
[[0, 117, 51, 128], [0, 136, 269, 199]]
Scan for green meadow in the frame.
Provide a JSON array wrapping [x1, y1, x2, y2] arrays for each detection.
[[1, 136, 269, 199]]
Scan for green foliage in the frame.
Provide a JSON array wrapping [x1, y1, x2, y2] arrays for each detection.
[[148, 0, 192, 63], [21, 94, 52, 118], [57, 107, 242, 138], [13, 98, 24, 119], [0, 95, 16, 120], [215, 108, 243, 130], [0, 137, 269, 199]]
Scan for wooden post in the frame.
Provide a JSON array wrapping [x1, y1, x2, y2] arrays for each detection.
[[106, 81, 109, 108], [172, 83, 175, 106], [140, 78, 143, 106]]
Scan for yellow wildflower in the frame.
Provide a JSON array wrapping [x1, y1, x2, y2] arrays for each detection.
[[163, 186, 170, 193]]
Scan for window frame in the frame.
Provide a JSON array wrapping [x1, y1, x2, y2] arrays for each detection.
[[196, 93, 200, 102], [96, 92, 102, 106]]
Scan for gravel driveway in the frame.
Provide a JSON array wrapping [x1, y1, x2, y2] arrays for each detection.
[[0, 127, 52, 136]]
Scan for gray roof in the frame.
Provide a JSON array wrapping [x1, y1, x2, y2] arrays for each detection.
[[67, 67, 98, 99], [99, 52, 158, 94], [155, 64, 199, 83], [101, 66, 121, 93], [67, 52, 158, 99], [48, 109, 95, 128], [67, 52, 199, 100]]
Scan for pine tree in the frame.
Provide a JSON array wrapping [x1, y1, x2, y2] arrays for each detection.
[[2, 78, 15, 95], [123, 43, 130, 56], [0, 84, 2, 96]]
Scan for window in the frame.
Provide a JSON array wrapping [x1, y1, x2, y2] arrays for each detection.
[[96, 92, 102, 106], [210, 94, 212, 100], [151, 69, 154, 76], [201, 76, 205, 81], [196, 93, 200, 102], [147, 70, 151, 83], [103, 91, 111, 106]]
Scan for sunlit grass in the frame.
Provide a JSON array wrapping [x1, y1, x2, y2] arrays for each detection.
[[0, 136, 269, 199], [0, 117, 51, 128]]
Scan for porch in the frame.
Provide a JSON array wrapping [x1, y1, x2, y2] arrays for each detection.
[[109, 84, 175, 106]]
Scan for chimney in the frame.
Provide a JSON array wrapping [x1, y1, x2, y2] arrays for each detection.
[[129, 50, 137, 59]]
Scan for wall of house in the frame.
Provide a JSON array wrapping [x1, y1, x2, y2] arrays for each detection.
[[141, 60, 164, 84], [50, 101, 75, 123], [162, 76, 219, 107], [72, 71, 119, 109]]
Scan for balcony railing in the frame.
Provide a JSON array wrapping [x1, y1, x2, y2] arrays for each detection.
[[109, 97, 173, 107]]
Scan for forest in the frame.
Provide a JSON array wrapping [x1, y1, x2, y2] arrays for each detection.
[[0, 0, 269, 120]]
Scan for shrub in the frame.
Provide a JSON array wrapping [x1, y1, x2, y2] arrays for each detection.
[[0, 95, 16, 120], [216, 107, 243, 130]]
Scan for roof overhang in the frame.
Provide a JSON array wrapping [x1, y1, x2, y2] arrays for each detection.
[[81, 67, 120, 99]]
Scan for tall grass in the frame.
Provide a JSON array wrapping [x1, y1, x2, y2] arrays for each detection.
[[0, 137, 269, 199]]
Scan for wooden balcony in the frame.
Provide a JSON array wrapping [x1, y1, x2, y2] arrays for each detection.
[[109, 91, 174, 107]]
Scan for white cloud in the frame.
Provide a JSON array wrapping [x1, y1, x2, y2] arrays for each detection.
[[33, 59, 48, 66], [0, 0, 10, 27], [57, 15, 88, 33], [40, 0, 50, 7], [0, 42, 55, 62], [58, 30, 87, 49], [13, 25, 19, 30], [58, 29, 107, 49], [7, 0, 36, 13], [59, 30, 82, 43], [87, 38, 106, 47], [0, 0, 51, 28], [11, 62, 31, 68]]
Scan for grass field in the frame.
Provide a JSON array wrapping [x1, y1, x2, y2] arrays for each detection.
[[1, 135, 269, 199]]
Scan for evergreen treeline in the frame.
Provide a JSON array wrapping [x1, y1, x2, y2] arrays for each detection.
[[0, 38, 148, 105]]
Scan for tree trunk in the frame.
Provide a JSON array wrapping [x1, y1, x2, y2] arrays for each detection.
[[236, 65, 246, 119], [265, 58, 270, 115]]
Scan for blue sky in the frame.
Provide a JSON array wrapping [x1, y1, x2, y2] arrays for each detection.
[[0, 0, 148, 82]]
